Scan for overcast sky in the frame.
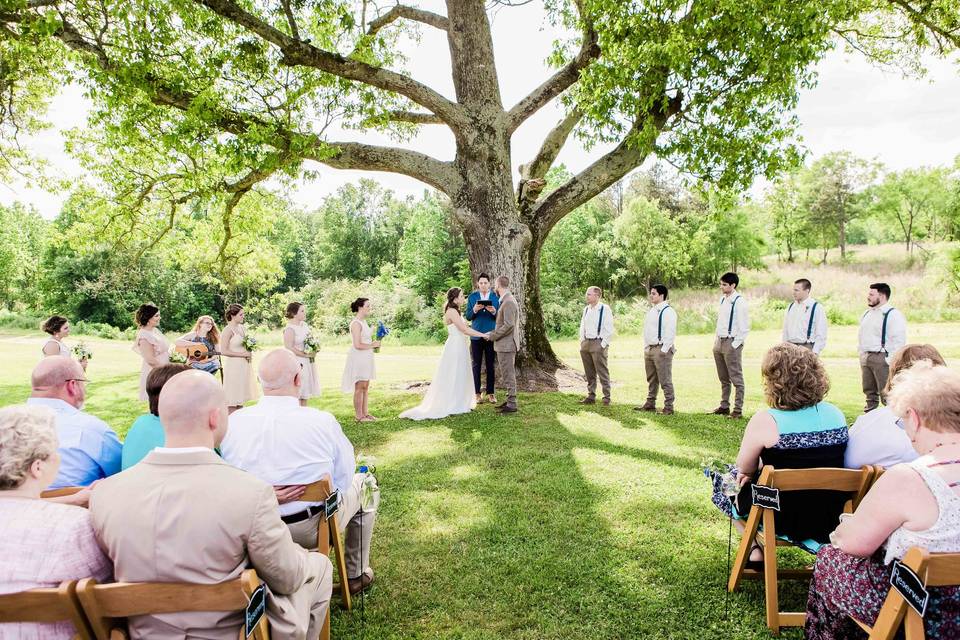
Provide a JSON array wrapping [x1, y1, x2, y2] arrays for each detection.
[[2, 1, 959, 217]]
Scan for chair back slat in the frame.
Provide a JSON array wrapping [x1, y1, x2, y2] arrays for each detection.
[[0, 581, 93, 639], [768, 468, 866, 492], [88, 580, 248, 617], [41, 486, 84, 499], [922, 553, 960, 587], [298, 477, 333, 503]]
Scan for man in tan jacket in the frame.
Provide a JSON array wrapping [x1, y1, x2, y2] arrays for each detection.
[[90, 370, 332, 640], [485, 275, 520, 413]]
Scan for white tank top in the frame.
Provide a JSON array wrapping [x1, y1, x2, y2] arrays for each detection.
[[884, 457, 960, 564]]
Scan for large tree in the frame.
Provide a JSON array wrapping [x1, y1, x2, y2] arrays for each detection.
[[1, 0, 958, 385]]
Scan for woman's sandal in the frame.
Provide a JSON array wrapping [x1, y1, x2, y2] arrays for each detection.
[[745, 543, 764, 571], [364, 414, 378, 421]]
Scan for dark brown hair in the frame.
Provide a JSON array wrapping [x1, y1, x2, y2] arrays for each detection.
[[445, 287, 462, 313], [146, 364, 190, 416], [134, 304, 159, 328], [350, 298, 369, 313], [225, 303, 244, 322], [41, 315, 68, 335], [285, 302, 304, 319], [762, 343, 830, 411], [884, 344, 947, 395]]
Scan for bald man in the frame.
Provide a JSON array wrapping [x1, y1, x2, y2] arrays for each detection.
[[90, 370, 332, 639], [222, 349, 379, 596], [27, 355, 121, 489]]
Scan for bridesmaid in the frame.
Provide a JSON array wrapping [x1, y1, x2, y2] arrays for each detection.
[[283, 302, 321, 406], [40, 315, 88, 371], [133, 303, 170, 402], [340, 297, 380, 422], [219, 303, 259, 414]]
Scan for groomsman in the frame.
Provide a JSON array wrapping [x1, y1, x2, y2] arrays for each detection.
[[711, 272, 749, 419], [782, 278, 828, 354], [578, 286, 615, 405], [635, 284, 677, 415], [858, 282, 907, 412], [465, 273, 500, 404]]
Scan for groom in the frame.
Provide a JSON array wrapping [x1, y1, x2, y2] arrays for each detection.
[[484, 275, 519, 413]]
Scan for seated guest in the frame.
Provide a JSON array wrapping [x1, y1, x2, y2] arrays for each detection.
[[174, 315, 221, 375], [805, 364, 960, 639], [27, 356, 121, 489], [121, 363, 190, 470], [845, 344, 945, 470], [90, 370, 332, 639], [0, 404, 112, 639], [709, 343, 848, 567], [222, 349, 379, 595]]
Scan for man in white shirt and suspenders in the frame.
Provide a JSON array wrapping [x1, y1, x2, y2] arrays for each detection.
[[712, 272, 749, 419], [782, 278, 828, 354], [578, 286, 615, 405], [636, 284, 677, 415], [858, 282, 907, 412]]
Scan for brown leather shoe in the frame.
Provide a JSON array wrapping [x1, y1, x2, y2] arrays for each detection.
[[578, 396, 596, 405], [348, 570, 375, 595], [602, 398, 611, 406], [497, 405, 518, 413], [660, 408, 674, 415], [728, 412, 743, 420], [711, 407, 730, 415], [634, 404, 656, 412]]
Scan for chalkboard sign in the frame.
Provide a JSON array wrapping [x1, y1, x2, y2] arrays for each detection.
[[890, 560, 929, 617], [751, 484, 781, 511], [324, 489, 340, 519], [245, 583, 267, 637]]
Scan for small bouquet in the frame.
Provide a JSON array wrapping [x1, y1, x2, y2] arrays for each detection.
[[374, 321, 389, 353], [241, 334, 259, 352], [168, 348, 187, 364], [702, 457, 739, 498], [302, 332, 320, 361], [356, 453, 379, 510], [72, 342, 93, 361]]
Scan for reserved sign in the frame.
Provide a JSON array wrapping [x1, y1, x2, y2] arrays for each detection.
[[751, 484, 781, 511], [325, 489, 341, 519], [890, 560, 929, 617], [245, 584, 267, 637]]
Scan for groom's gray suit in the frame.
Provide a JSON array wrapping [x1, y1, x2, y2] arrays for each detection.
[[487, 291, 520, 410]]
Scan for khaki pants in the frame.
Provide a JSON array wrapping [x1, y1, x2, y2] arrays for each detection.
[[860, 351, 890, 412], [644, 346, 675, 409], [496, 348, 517, 406], [580, 338, 611, 400], [713, 337, 745, 413], [287, 474, 380, 579], [791, 342, 815, 351], [268, 552, 333, 640]]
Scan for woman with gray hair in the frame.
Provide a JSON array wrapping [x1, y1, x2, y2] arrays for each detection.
[[0, 404, 112, 638]]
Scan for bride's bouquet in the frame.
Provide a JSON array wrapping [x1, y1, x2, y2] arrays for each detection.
[[241, 334, 259, 352], [72, 342, 93, 361], [302, 332, 320, 361], [374, 321, 389, 353]]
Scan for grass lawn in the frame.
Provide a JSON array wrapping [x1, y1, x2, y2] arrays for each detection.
[[3, 324, 960, 639]]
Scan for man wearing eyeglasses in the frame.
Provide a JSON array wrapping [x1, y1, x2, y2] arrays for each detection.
[[27, 356, 122, 490]]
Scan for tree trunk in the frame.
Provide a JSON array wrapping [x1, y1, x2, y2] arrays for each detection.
[[839, 218, 847, 259]]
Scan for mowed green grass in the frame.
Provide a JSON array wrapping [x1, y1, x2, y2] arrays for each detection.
[[3, 325, 960, 639]]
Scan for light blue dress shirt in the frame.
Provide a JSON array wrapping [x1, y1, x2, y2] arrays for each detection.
[[26, 397, 122, 488]]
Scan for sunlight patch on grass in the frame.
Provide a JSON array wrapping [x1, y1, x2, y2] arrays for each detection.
[[556, 410, 704, 462], [410, 489, 490, 538], [373, 426, 457, 464]]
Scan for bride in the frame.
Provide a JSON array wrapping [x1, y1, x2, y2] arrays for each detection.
[[400, 287, 488, 421]]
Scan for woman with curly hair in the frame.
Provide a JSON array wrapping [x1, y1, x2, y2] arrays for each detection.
[[708, 343, 849, 569]]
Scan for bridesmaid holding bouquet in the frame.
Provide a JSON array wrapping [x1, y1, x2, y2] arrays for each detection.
[[283, 301, 322, 406], [341, 297, 381, 422], [133, 304, 170, 402], [219, 303, 259, 413]]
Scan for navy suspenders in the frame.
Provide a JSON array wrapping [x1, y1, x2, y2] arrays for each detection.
[[583, 305, 605, 338], [724, 296, 738, 336], [657, 305, 670, 342], [861, 308, 894, 353]]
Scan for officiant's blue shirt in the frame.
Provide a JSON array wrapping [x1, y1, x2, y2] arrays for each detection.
[[465, 291, 500, 341]]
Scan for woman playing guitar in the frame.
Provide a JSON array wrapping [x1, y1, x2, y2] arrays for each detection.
[[174, 315, 221, 375]]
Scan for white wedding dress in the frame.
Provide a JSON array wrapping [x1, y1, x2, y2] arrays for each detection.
[[400, 323, 477, 420]]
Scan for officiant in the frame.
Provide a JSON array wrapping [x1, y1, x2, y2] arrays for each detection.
[[466, 273, 501, 404]]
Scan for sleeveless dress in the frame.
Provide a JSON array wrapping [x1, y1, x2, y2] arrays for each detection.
[[286, 321, 321, 399], [805, 457, 960, 639], [340, 319, 375, 393], [400, 323, 477, 421], [220, 326, 258, 406], [134, 329, 170, 401], [42, 338, 70, 357]]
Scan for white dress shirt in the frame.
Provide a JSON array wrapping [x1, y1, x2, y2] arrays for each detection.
[[782, 296, 828, 354], [858, 303, 907, 363], [844, 407, 919, 469], [221, 395, 355, 516], [715, 294, 750, 348], [644, 302, 677, 353], [578, 302, 615, 348]]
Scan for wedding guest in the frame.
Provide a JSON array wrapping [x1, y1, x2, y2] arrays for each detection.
[[636, 284, 677, 415], [485, 276, 519, 414], [174, 315, 221, 375], [133, 303, 169, 402], [223, 349, 379, 595], [41, 315, 87, 370], [465, 273, 500, 404], [219, 303, 258, 414], [90, 370, 332, 638], [121, 363, 190, 470], [858, 282, 908, 412], [782, 278, 828, 354], [0, 404, 112, 639], [341, 298, 380, 423], [805, 364, 960, 639], [26, 356, 121, 490], [709, 344, 848, 568], [578, 286, 614, 406], [283, 302, 321, 406], [711, 272, 750, 419], [845, 344, 944, 470]]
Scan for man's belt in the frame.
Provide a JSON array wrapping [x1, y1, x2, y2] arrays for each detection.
[[280, 504, 323, 524]]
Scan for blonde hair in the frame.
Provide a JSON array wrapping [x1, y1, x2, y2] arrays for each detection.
[[888, 362, 960, 434], [883, 344, 946, 395], [761, 343, 830, 411], [0, 405, 58, 490]]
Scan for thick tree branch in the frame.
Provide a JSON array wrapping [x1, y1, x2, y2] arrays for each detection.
[[312, 141, 460, 193], [387, 109, 445, 124], [194, 0, 467, 129], [366, 4, 449, 36], [887, 0, 960, 51], [517, 108, 583, 209], [280, 0, 300, 41]]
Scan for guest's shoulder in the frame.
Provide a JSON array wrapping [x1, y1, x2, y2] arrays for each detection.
[[22, 498, 95, 528], [299, 406, 341, 427], [816, 401, 847, 424], [77, 409, 115, 434]]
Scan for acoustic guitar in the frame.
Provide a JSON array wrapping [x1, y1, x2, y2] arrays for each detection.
[[174, 342, 221, 363]]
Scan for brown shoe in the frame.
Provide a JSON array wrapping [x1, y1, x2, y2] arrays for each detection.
[[602, 398, 611, 406], [497, 405, 518, 414], [728, 412, 743, 420], [660, 408, 674, 415], [496, 402, 509, 409], [347, 570, 375, 595], [578, 396, 596, 405], [634, 404, 656, 412], [711, 407, 730, 415]]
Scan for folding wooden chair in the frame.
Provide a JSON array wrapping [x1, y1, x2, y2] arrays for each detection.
[[727, 465, 875, 635], [0, 580, 93, 639], [41, 486, 84, 499], [300, 477, 352, 612], [76, 569, 269, 640], [852, 546, 960, 639]]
